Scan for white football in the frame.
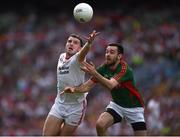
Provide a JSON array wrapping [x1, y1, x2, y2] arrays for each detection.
[[73, 3, 93, 23]]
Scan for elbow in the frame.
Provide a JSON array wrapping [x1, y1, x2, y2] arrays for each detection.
[[107, 78, 119, 91], [106, 81, 118, 91], [107, 84, 115, 91]]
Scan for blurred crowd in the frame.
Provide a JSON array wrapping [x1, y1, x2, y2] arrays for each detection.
[[0, 7, 179, 135]]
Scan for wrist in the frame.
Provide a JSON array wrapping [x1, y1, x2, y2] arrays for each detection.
[[92, 70, 98, 77], [84, 42, 92, 48], [87, 41, 92, 45]]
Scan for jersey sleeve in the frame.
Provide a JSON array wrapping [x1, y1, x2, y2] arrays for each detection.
[[113, 61, 128, 83]]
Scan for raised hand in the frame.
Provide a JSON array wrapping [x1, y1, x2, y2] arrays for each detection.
[[81, 61, 97, 76], [83, 30, 100, 44]]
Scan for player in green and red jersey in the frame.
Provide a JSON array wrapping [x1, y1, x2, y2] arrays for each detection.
[[61, 43, 147, 136]]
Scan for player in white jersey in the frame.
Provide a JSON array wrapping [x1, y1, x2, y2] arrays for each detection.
[[43, 30, 99, 136]]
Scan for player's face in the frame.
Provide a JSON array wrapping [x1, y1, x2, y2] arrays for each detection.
[[66, 36, 81, 55], [105, 46, 120, 65]]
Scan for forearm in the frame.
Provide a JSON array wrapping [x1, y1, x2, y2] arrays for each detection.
[[78, 42, 92, 63], [93, 71, 115, 90], [74, 80, 94, 93], [74, 84, 90, 93], [78, 30, 99, 62]]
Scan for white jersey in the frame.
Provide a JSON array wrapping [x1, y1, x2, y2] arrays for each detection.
[[56, 52, 86, 104]]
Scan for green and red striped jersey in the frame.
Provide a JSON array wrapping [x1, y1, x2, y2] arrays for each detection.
[[92, 60, 144, 108]]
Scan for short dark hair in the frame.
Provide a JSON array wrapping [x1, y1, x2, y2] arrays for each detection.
[[108, 43, 124, 54], [70, 34, 83, 47]]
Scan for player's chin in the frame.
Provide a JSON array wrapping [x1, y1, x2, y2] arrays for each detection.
[[105, 60, 111, 65], [67, 50, 75, 55]]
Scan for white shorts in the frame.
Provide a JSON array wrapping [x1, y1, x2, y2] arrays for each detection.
[[49, 100, 87, 126], [106, 101, 145, 124]]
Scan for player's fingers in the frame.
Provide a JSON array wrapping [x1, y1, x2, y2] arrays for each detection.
[[91, 30, 96, 35], [60, 91, 65, 95], [82, 61, 92, 68], [84, 61, 94, 68], [95, 32, 100, 36], [82, 35, 93, 43], [91, 31, 100, 38], [81, 30, 99, 42], [92, 30, 100, 35], [82, 35, 89, 41], [89, 30, 98, 39], [89, 61, 95, 67], [81, 65, 91, 72], [91, 30, 96, 36], [80, 66, 88, 72], [87, 31, 95, 39], [86, 61, 93, 68], [81, 61, 87, 66]]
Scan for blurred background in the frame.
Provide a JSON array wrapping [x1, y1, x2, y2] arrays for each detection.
[[0, 0, 179, 135]]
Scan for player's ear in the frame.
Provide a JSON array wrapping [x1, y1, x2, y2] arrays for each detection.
[[118, 54, 122, 60]]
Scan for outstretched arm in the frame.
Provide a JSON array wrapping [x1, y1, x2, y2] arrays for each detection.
[[60, 79, 95, 95], [81, 62, 119, 91], [77, 30, 100, 63]]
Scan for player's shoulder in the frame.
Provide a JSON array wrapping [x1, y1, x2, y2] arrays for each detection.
[[119, 60, 129, 68], [59, 52, 66, 59], [121, 61, 133, 73], [58, 53, 66, 63]]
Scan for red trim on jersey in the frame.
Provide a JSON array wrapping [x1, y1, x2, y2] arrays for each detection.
[[113, 60, 127, 81], [91, 60, 127, 83], [77, 100, 87, 125], [121, 81, 145, 107]]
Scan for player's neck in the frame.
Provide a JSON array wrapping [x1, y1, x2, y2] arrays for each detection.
[[65, 53, 72, 60], [109, 60, 120, 71]]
